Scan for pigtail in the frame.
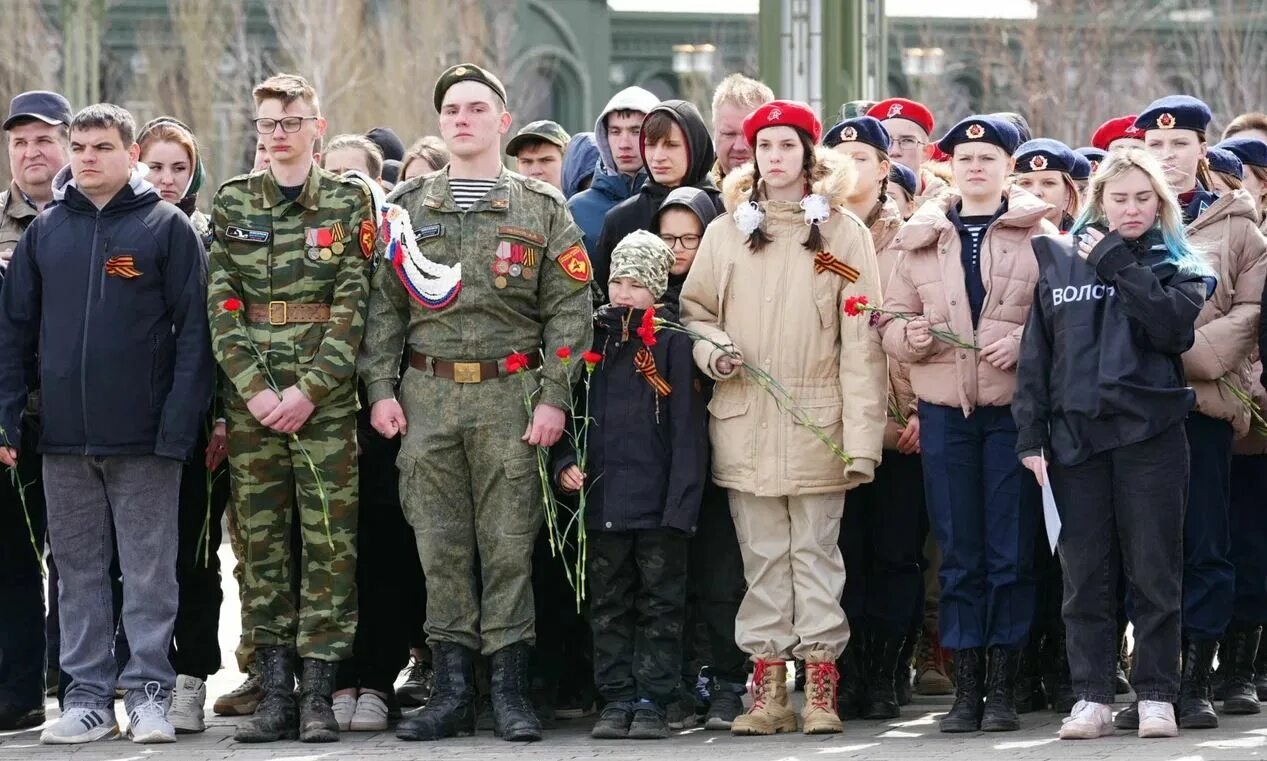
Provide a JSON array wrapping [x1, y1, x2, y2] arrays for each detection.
[[1196, 155, 1216, 194], [744, 175, 774, 253]]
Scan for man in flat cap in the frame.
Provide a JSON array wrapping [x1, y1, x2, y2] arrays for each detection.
[[358, 62, 592, 744], [506, 120, 569, 191]]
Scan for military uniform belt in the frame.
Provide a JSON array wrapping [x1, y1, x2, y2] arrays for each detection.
[[409, 350, 541, 383], [246, 302, 332, 326]]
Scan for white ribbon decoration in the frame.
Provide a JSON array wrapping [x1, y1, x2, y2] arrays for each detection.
[[800, 193, 831, 226], [733, 200, 765, 236]]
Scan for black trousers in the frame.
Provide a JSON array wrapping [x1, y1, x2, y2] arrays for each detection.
[[0, 416, 46, 710], [531, 521, 592, 703], [171, 428, 229, 680], [840, 451, 926, 638], [687, 481, 747, 685], [336, 431, 424, 693], [1051, 424, 1186, 704], [1228, 454, 1267, 624], [589, 529, 689, 705]]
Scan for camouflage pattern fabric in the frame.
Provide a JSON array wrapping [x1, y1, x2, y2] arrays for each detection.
[[587, 529, 689, 705], [208, 164, 373, 662], [608, 229, 675, 300], [226, 410, 358, 660], [357, 166, 593, 654]]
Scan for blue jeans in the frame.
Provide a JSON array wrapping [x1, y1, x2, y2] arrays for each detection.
[[919, 402, 1038, 650], [43, 455, 181, 709]]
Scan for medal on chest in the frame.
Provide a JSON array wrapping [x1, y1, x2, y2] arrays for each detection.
[[304, 222, 350, 262]]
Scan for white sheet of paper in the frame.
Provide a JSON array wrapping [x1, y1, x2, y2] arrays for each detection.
[[1040, 452, 1061, 554]]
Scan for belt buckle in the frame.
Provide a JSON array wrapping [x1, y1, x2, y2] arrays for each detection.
[[451, 362, 482, 383], [267, 301, 287, 326]]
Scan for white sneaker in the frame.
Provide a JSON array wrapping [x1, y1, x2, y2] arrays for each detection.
[[168, 675, 206, 734], [349, 692, 389, 732], [125, 682, 176, 744], [333, 692, 357, 731], [1138, 699, 1179, 738], [40, 707, 120, 744], [1059, 700, 1114, 739]]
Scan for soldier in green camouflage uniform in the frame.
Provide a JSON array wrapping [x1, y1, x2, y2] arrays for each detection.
[[207, 74, 373, 745], [357, 63, 593, 743]]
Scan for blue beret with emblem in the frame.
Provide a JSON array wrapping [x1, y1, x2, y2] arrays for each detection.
[[1216, 137, 1267, 169], [1134, 95, 1212, 135], [937, 115, 1021, 156], [1013, 138, 1077, 175], [823, 116, 890, 152], [1206, 146, 1244, 179], [888, 162, 918, 197]]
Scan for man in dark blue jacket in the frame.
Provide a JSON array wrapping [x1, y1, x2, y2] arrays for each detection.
[[0, 103, 211, 746]]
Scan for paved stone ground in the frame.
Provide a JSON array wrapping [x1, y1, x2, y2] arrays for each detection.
[[3, 543, 1266, 760]]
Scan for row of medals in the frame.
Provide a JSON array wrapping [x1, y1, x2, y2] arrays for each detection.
[[308, 240, 345, 261], [491, 242, 537, 289]]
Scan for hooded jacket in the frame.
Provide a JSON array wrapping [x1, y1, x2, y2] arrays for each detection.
[[551, 304, 707, 534], [0, 165, 213, 459], [593, 100, 724, 301], [561, 131, 599, 200], [879, 187, 1056, 415], [680, 148, 888, 496], [654, 186, 721, 313], [566, 87, 660, 256], [1013, 229, 1208, 466], [1181, 189, 1267, 436]]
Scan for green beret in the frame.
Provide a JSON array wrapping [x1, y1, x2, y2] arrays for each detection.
[[433, 63, 508, 113], [506, 120, 570, 156]]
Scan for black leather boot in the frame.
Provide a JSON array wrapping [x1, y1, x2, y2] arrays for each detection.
[[298, 658, 339, 743], [490, 642, 542, 741], [864, 634, 902, 719], [1178, 639, 1219, 729], [837, 638, 866, 719], [895, 621, 919, 707], [939, 648, 985, 733], [1014, 640, 1046, 714], [234, 646, 299, 743], [396, 642, 477, 741], [1222, 622, 1263, 715], [1044, 629, 1076, 713], [981, 646, 1021, 731]]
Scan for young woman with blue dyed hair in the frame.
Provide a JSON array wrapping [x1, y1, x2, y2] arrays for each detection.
[[1012, 147, 1213, 741]]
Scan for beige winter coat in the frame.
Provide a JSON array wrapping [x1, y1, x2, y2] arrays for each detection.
[[1183, 189, 1267, 437], [680, 149, 888, 497], [867, 197, 916, 448], [880, 187, 1056, 415]]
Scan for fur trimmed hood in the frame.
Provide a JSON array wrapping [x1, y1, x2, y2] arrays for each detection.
[[721, 147, 859, 214]]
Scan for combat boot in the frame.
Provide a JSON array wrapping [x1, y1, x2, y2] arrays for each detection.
[[396, 642, 476, 741], [802, 651, 843, 734], [837, 638, 866, 719], [297, 659, 339, 743], [1014, 640, 1047, 714], [981, 646, 1021, 732], [863, 634, 902, 720], [490, 642, 542, 742], [731, 657, 797, 736], [234, 647, 298, 743], [1178, 639, 1219, 729], [1221, 622, 1262, 715], [939, 647, 985, 733]]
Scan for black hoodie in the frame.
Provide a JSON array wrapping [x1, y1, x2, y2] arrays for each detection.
[[652, 186, 722, 314], [1013, 229, 1208, 466], [592, 100, 723, 301]]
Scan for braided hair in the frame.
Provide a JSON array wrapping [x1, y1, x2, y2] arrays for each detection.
[[745, 128, 828, 254]]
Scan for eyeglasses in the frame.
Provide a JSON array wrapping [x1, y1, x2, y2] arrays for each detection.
[[892, 137, 927, 151], [253, 116, 319, 134], [659, 233, 701, 250]]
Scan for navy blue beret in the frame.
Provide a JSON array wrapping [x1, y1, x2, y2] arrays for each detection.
[[937, 116, 1021, 156], [1013, 138, 1077, 175], [824, 116, 890, 152], [1135, 95, 1212, 135], [888, 162, 918, 197], [1206, 146, 1245, 179], [1070, 152, 1092, 182], [1075, 147, 1107, 178], [1216, 137, 1267, 169]]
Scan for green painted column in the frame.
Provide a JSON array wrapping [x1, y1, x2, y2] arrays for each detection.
[[757, 0, 863, 120]]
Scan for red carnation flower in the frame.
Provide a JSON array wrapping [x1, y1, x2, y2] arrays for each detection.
[[843, 295, 869, 317], [223, 297, 243, 313], [582, 350, 602, 368], [555, 346, 572, 361], [636, 309, 657, 347], [506, 352, 530, 374]]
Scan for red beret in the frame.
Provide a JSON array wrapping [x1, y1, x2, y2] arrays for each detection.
[[867, 98, 935, 136], [1091, 115, 1144, 151], [743, 100, 822, 148]]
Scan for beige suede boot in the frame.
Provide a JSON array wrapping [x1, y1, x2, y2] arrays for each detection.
[[731, 657, 797, 736], [802, 651, 843, 734]]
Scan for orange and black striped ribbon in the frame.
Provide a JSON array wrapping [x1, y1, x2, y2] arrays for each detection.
[[104, 255, 142, 279], [634, 347, 672, 397], [331, 221, 348, 242], [813, 251, 859, 282]]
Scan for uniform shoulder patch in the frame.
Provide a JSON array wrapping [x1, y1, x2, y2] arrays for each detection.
[[384, 174, 433, 207], [519, 175, 567, 205], [557, 243, 591, 282], [215, 172, 256, 194]]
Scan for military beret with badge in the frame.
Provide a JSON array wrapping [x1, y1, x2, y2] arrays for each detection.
[[1215, 137, 1267, 170], [866, 98, 935, 136], [1013, 138, 1078, 175], [742, 99, 822, 148], [1076, 147, 1107, 177], [1134, 95, 1212, 135], [1091, 115, 1144, 151], [936, 115, 1021, 156], [823, 116, 890, 152], [433, 63, 508, 113]]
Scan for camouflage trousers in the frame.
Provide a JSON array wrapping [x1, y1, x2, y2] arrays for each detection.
[[397, 368, 542, 655], [587, 528, 689, 706], [226, 409, 359, 662]]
